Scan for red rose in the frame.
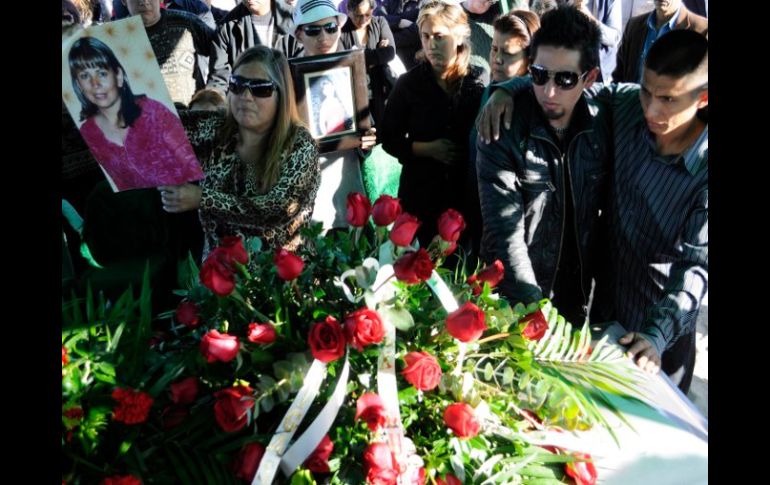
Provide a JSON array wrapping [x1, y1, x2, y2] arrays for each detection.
[[220, 235, 248, 265], [442, 241, 457, 256], [437, 208, 466, 243], [436, 474, 462, 485], [111, 388, 154, 425], [274, 248, 304, 281], [200, 330, 240, 363], [344, 308, 385, 351], [175, 301, 200, 328], [467, 260, 505, 296], [565, 453, 597, 485], [521, 310, 549, 341], [389, 213, 421, 247], [303, 434, 334, 474], [393, 249, 434, 284], [200, 247, 236, 297], [346, 192, 372, 227], [443, 402, 480, 439], [161, 404, 188, 429], [446, 302, 487, 343], [363, 442, 398, 484], [62, 346, 68, 366], [355, 392, 388, 431], [233, 442, 266, 481], [213, 385, 254, 433], [372, 195, 402, 226], [247, 322, 277, 344], [101, 475, 142, 485], [308, 316, 346, 363], [401, 351, 442, 391], [170, 377, 199, 405]]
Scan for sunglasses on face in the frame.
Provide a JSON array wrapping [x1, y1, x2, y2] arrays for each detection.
[[302, 22, 339, 37], [228, 75, 277, 97], [529, 64, 588, 90]]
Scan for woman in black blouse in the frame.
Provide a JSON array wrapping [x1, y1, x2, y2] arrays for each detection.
[[380, 0, 484, 247], [339, 0, 397, 127]]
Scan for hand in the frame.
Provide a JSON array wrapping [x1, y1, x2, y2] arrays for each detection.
[[414, 139, 459, 165], [158, 184, 202, 213], [360, 127, 377, 151], [618, 332, 661, 374], [398, 19, 413, 29], [478, 89, 514, 144], [378, 38, 390, 48]]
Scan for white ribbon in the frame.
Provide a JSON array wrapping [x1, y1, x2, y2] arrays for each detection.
[[427, 271, 459, 312], [280, 354, 351, 475], [253, 359, 327, 484]]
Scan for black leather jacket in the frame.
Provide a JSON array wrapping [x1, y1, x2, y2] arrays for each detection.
[[476, 89, 612, 309]]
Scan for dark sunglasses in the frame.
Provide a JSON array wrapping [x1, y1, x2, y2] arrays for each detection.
[[302, 22, 339, 37], [228, 75, 277, 98], [529, 64, 588, 90]]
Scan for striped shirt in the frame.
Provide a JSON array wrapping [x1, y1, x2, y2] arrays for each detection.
[[602, 84, 708, 356]]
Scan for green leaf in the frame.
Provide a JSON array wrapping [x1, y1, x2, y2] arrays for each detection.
[[379, 305, 415, 331]]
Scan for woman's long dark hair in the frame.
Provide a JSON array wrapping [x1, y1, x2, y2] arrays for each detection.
[[68, 36, 143, 126]]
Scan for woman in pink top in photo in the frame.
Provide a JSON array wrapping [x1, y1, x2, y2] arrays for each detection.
[[68, 36, 204, 191]]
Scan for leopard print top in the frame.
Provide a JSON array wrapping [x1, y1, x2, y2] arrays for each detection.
[[184, 111, 320, 258]]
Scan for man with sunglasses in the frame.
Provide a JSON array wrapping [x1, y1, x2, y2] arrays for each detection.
[[476, 5, 609, 326], [478, 29, 708, 393], [207, 0, 301, 94]]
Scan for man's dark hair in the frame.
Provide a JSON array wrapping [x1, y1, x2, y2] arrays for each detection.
[[530, 5, 601, 73], [645, 30, 708, 79]]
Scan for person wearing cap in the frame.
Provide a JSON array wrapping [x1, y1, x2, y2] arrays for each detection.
[[292, 0, 378, 230]]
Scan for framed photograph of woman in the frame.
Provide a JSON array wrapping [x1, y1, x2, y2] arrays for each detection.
[[289, 49, 371, 153], [61, 17, 204, 192]]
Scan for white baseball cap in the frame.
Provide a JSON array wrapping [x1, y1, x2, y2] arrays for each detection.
[[292, 0, 347, 28]]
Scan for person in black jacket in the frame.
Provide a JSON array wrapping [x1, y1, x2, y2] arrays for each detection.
[[380, 0, 484, 247], [339, 0, 396, 127], [207, 0, 300, 95]]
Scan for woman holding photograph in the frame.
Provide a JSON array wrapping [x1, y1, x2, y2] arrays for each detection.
[[158, 45, 320, 257], [380, 0, 485, 247], [68, 36, 203, 191]]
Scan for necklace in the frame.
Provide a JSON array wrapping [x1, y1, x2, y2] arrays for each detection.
[[552, 125, 568, 137]]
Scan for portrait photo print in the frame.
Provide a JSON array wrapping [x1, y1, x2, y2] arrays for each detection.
[[305, 67, 356, 139], [61, 17, 204, 192]]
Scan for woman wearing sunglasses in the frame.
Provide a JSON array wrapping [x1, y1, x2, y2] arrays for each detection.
[[68, 36, 204, 192], [158, 45, 320, 257], [380, 0, 485, 249], [291, 0, 377, 230]]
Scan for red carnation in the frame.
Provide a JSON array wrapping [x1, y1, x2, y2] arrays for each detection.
[[111, 388, 154, 425], [101, 475, 142, 485]]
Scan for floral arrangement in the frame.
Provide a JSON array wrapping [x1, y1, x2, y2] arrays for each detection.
[[62, 192, 641, 484]]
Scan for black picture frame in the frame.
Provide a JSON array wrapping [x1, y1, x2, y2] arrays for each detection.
[[289, 49, 371, 153]]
